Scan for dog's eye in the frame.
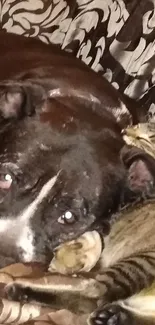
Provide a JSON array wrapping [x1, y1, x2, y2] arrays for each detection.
[[58, 211, 76, 225], [0, 173, 13, 189]]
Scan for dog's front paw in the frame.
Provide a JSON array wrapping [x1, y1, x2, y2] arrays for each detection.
[[89, 303, 131, 325], [5, 283, 29, 303]]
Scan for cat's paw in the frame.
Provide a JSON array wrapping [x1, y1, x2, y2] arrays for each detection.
[[49, 230, 102, 275], [89, 303, 131, 325], [5, 283, 29, 303]]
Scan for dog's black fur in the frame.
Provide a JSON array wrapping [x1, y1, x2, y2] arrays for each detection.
[[0, 31, 154, 269]]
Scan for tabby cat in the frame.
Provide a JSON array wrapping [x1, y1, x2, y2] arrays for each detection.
[[89, 199, 155, 325]]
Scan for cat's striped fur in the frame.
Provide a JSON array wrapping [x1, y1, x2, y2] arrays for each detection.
[[89, 199, 155, 325]]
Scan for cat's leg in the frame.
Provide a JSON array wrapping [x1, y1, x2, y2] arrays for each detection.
[[89, 250, 155, 325], [89, 288, 155, 325], [4, 274, 104, 314]]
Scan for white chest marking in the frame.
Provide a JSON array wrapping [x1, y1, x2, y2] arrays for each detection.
[[0, 172, 60, 262]]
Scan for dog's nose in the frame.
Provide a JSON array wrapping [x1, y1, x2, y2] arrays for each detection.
[[22, 262, 47, 273]]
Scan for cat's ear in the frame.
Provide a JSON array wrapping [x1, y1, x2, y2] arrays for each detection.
[[121, 145, 155, 200], [0, 84, 35, 119], [128, 159, 153, 194]]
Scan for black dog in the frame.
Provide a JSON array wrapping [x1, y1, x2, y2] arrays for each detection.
[[0, 31, 153, 269]]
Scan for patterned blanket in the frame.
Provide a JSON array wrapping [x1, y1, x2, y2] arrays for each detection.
[[1, 0, 155, 118]]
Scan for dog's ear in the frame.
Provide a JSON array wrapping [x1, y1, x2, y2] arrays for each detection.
[[0, 84, 35, 119], [0, 86, 25, 119]]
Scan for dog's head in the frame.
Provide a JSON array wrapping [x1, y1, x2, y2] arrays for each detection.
[[0, 82, 126, 268]]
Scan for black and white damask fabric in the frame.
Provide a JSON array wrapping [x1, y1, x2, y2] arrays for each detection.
[[1, 0, 155, 117]]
